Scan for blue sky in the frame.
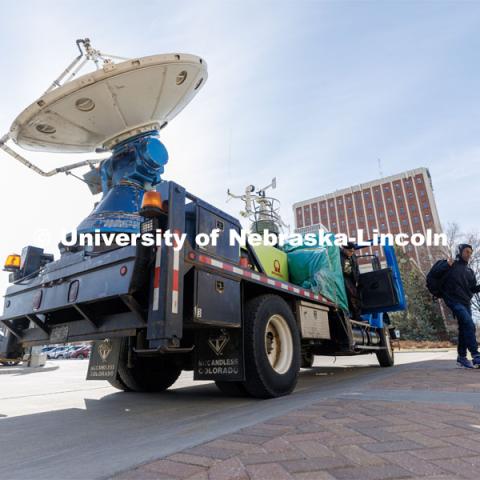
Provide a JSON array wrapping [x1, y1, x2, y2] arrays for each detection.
[[0, 0, 479, 298]]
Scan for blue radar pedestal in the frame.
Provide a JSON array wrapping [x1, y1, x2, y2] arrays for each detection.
[[77, 132, 169, 234]]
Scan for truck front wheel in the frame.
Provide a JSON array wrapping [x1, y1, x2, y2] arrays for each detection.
[[243, 295, 300, 398], [301, 350, 315, 368], [376, 326, 394, 367]]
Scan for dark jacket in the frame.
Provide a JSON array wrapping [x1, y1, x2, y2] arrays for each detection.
[[438, 258, 480, 306], [340, 251, 360, 288]]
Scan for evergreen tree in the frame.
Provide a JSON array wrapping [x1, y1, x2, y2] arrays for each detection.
[[391, 247, 447, 340]]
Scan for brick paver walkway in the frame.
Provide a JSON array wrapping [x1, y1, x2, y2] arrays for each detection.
[[114, 355, 480, 480]]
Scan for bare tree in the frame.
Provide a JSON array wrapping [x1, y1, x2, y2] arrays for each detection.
[[442, 222, 461, 258], [464, 230, 480, 317]]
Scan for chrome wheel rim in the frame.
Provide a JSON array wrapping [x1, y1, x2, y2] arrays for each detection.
[[264, 314, 293, 374]]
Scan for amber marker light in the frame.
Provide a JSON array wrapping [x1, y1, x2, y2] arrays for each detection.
[[4, 254, 21, 272], [140, 191, 164, 218]]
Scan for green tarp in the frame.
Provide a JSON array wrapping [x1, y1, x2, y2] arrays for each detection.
[[283, 234, 349, 312]]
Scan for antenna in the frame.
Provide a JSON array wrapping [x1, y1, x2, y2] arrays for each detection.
[[378, 157, 384, 178]]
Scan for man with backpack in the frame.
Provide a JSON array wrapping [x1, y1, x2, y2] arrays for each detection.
[[428, 244, 480, 368]]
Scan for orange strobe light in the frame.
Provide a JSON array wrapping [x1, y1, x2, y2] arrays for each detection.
[[140, 191, 163, 218], [4, 254, 21, 271]]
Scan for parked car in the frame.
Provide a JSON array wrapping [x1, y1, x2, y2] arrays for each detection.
[[42, 346, 57, 354], [69, 345, 91, 359], [64, 346, 83, 358], [47, 346, 71, 359]]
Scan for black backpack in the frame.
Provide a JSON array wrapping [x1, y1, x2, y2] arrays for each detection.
[[426, 259, 449, 298]]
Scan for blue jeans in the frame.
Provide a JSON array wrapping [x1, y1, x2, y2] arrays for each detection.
[[445, 301, 479, 358]]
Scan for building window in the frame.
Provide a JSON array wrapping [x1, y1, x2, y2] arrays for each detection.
[[329, 202, 334, 207], [384, 186, 390, 191], [425, 214, 431, 221], [392, 220, 397, 227], [388, 209, 394, 216], [394, 183, 400, 189], [416, 177, 422, 184], [408, 192, 413, 198], [402, 219, 408, 225], [410, 205, 416, 212], [387, 198, 392, 203], [338, 199, 343, 205], [379, 212, 385, 218], [413, 217, 419, 224], [419, 190, 425, 197], [423, 202, 428, 209]]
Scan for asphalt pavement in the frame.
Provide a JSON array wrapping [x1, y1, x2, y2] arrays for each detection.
[[0, 351, 457, 480]]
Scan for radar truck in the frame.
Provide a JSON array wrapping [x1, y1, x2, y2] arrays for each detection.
[[0, 39, 406, 397]]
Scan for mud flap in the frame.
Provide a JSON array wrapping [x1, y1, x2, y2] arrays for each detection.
[[194, 328, 244, 381], [87, 338, 122, 380]]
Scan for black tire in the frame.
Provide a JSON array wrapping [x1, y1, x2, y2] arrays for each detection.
[[0, 360, 20, 367], [116, 339, 182, 392], [243, 295, 301, 399], [215, 381, 249, 397], [376, 326, 394, 367], [301, 350, 315, 369], [108, 374, 132, 392]]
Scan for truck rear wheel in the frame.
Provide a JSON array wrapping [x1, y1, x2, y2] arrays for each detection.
[[110, 339, 182, 392], [376, 326, 394, 367], [243, 295, 300, 399], [108, 374, 132, 392], [215, 381, 249, 397]]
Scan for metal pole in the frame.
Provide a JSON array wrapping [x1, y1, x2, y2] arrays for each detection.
[[0, 134, 101, 177]]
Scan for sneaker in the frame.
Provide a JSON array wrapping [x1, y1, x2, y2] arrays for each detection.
[[457, 356, 474, 369], [473, 356, 480, 368]]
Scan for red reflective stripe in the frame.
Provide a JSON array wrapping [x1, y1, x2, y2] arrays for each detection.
[[172, 269, 179, 291], [154, 267, 161, 289], [193, 253, 335, 306], [198, 254, 209, 264]]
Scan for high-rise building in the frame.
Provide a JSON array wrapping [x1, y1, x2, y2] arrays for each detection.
[[293, 167, 443, 271]]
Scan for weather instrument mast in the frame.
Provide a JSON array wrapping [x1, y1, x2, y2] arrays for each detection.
[[227, 177, 289, 237]]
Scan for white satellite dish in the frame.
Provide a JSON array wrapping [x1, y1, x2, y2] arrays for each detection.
[[9, 53, 207, 153]]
